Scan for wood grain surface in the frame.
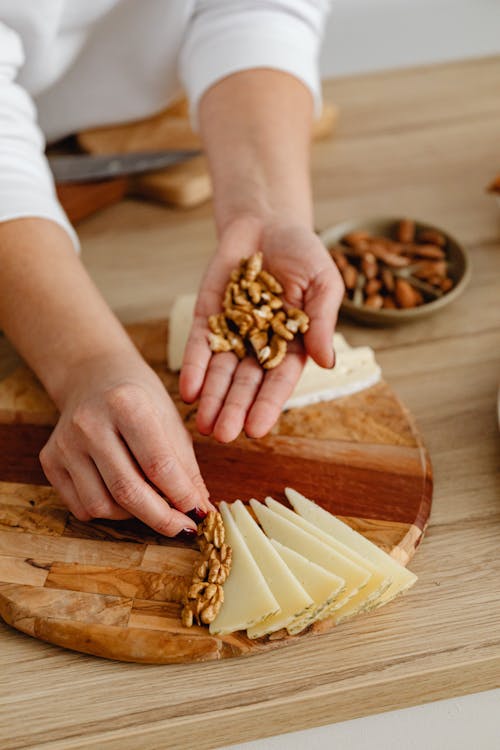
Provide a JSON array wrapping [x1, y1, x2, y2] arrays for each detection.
[[0, 319, 430, 663], [1, 58, 499, 749]]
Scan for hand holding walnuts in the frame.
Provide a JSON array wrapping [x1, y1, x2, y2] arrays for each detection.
[[180, 218, 344, 443]]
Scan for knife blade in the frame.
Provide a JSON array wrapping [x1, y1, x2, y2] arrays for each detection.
[[48, 149, 201, 184]]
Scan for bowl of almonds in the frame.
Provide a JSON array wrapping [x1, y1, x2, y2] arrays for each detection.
[[321, 217, 470, 325]]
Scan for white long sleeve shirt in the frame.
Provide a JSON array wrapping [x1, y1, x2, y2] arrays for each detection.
[[0, 0, 330, 248]]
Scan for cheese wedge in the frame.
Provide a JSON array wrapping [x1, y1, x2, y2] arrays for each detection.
[[265, 497, 391, 622], [285, 488, 417, 603], [230, 501, 313, 638], [332, 333, 351, 352], [209, 502, 280, 635], [270, 540, 345, 634], [283, 337, 381, 410], [167, 292, 196, 371], [250, 499, 370, 609]]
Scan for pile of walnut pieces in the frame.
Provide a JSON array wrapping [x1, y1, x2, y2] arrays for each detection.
[[330, 219, 455, 310], [181, 511, 232, 628], [207, 252, 309, 369]]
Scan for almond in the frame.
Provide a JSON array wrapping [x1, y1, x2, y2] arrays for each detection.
[[364, 278, 382, 296], [397, 219, 415, 243], [395, 278, 419, 308], [412, 244, 446, 260], [361, 252, 378, 279], [330, 246, 348, 271], [364, 294, 384, 309], [418, 229, 446, 247], [414, 260, 447, 280], [341, 263, 358, 290], [343, 230, 371, 249], [381, 268, 395, 292], [382, 296, 397, 309]]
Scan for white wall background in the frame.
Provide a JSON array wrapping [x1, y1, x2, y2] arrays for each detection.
[[319, 0, 500, 78]]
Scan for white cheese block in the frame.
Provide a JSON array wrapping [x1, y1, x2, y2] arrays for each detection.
[[270, 540, 345, 634], [283, 341, 381, 410], [331, 333, 351, 352], [167, 292, 197, 372], [167, 295, 381, 408], [230, 501, 314, 638], [285, 488, 417, 604], [250, 499, 370, 609], [265, 497, 391, 622], [209, 502, 280, 635]]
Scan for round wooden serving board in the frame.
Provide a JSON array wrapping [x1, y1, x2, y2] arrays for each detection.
[[0, 321, 432, 663]]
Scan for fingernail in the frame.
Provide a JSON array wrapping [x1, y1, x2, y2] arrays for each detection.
[[329, 349, 336, 369], [176, 527, 197, 542], [187, 506, 208, 523]]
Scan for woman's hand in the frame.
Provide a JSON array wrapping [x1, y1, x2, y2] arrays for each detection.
[[180, 216, 344, 443], [40, 350, 213, 536]]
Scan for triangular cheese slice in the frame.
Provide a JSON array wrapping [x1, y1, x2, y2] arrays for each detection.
[[209, 502, 280, 635], [285, 488, 417, 604], [265, 497, 391, 622], [230, 501, 313, 638], [270, 540, 345, 634], [250, 499, 370, 609]]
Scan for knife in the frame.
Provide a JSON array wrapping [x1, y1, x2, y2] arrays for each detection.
[[49, 149, 201, 184]]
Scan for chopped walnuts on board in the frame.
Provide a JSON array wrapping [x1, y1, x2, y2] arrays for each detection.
[[181, 511, 232, 628]]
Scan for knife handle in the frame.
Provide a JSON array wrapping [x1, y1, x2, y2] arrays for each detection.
[[56, 178, 128, 224]]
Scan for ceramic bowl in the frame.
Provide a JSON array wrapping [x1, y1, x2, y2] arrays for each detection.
[[320, 217, 471, 326]]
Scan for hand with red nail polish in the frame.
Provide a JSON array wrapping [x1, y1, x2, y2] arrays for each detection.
[[39, 350, 216, 537]]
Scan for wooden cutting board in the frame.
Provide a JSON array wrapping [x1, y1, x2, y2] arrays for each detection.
[[0, 321, 432, 663]]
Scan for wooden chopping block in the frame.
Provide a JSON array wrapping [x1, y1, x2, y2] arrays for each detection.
[[130, 155, 211, 209], [75, 100, 338, 211], [56, 178, 129, 224]]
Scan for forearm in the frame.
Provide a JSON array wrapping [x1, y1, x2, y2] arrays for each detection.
[[198, 69, 314, 234], [0, 218, 138, 406]]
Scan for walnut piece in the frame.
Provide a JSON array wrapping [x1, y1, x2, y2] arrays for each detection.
[[207, 333, 232, 353], [263, 334, 287, 370]]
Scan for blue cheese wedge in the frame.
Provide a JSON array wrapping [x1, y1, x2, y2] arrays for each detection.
[[230, 501, 313, 638], [209, 502, 280, 635], [270, 540, 345, 634], [285, 488, 417, 604], [265, 497, 391, 623], [250, 499, 371, 609]]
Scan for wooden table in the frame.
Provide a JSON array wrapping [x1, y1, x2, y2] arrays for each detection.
[[2, 57, 500, 750]]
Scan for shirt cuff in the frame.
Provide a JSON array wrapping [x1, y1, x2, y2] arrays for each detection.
[[0, 184, 80, 252], [180, 16, 322, 129]]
